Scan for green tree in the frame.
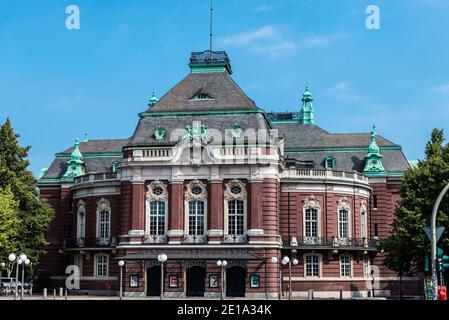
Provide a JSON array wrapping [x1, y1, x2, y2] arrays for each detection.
[[0, 118, 54, 263], [0, 186, 20, 258], [382, 128, 449, 275]]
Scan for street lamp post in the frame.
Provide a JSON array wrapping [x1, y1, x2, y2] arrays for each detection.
[[216, 260, 227, 300], [157, 253, 167, 300], [281, 256, 299, 300], [21, 258, 30, 300], [8, 253, 18, 300], [118, 260, 125, 300], [0, 262, 5, 290]]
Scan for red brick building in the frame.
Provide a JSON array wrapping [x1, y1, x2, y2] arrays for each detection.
[[37, 51, 420, 298]]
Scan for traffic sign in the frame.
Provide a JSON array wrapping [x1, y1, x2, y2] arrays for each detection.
[[423, 227, 445, 242]]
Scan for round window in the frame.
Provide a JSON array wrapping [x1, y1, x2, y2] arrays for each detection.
[[231, 186, 242, 195], [191, 186, 203, 195], [152, 187, 164, 196]]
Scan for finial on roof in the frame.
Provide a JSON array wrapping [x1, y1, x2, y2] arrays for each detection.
[[84, 132, 89, 143], [299, 84, 314, 125], [363, 124, 386, 175], [62, 138, 85, 180], [148, 89, 159, 108]]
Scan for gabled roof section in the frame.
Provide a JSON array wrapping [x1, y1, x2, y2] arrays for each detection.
[[59, 139, 129, 155], [143, 70, 258, 113]]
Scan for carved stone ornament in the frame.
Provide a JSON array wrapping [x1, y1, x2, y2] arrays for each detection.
[[231, 123, 243, 139], [153, 125, 166, 141], [360, 199, 368, 212], [337, 197, 351, 211], [224, 179, 247, 201], [185, 180, 207, 201], [146, 180, 168, 201], [303, 195, 320, 209], [96, 197, 111, 213], [77, 200, 86, 214]]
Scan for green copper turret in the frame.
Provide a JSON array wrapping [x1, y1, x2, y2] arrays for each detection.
[[62, 138, 85, 181], [148, 90, 159, 109], [363, 125, 386, 176], [299, 85, 314, 125]]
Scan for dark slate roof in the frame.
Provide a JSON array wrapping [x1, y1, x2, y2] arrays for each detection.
[[41, 156, 122, 179], [285, 150, 409, 173], [127, 113, 270, 147], [60, 139, 129, 154], [272, 122, 399, 149], [147, 71, 258, 112]]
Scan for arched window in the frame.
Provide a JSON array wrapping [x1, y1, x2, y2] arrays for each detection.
[[184, 180, 207, 243], [96, 198, 111, 245], [224, 180, 247, 242], [95, 254, 109, 278], [76, 200, 86, 239], [324, 156, 335, 169], [303, 196, 321, 244], [304, 254, 321, 278], [146, 181, 168, 243], [340, 255, 351, 278]]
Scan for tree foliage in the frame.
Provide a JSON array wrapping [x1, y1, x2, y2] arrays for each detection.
[[0, 186, 20, 258], [0, 118, 54, 263], [382, 128, 449, 274]]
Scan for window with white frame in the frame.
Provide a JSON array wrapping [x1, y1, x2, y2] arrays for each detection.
[[95, 254, 108, 277], [224, 180, 247, 236], [96, 198, 111, 241], [363, 257, 370, 278], [149, 201, 166, 235], [305, 255, 320, 277], [228, 200, 245, 235], [74, 254, 83, 276], [77, 200, 86, 239], [146, 181, 168, 237], [340, 255, 351, 277], [305, 208, 318, 237], [188, 200, 205, 235], [338, 209, 349, 239]]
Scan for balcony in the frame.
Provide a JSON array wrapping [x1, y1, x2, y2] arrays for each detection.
[[74, 172, 118, 185], [143, 235, 168, 244], [182, 234, 207, 244], [63, 237, 117, 249], [281, 169, 369, 184], [223, 234, 248, 244], [286, 236, 378, 250]]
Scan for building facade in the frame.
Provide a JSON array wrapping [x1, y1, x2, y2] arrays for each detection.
[[37, 51, 421, 298]]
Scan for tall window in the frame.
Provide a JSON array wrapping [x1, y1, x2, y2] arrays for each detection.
[[305, 255, 320, 277], [340, 255, 351, 277], [188, 200, 205, 235], [98, 210, 110, 239], [360, 210, 367, 238], [149, 201, 166, 235], [305, 208, 318, 238], [95, 254, 108, 277], [96, 198, 111, 242], [74, 254, 83, 276], [363, 257, 370, 278], [338, 209, 349, 239], [228, 200, 245, 235], [77, 200, 86, 239]]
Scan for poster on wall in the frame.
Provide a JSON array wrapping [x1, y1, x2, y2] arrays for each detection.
[[169, 275, 178, 288], [250, 275, 260, 288]]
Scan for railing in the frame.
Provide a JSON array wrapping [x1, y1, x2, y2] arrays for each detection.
[[182, 234, 207, 244], [290, 236, 377, 249], [282, 169, 369, 183], [223, 234, 248, 244], [74, 172, 118, 184], [143, 235, 168, 244], [63, 237, 116, 249]]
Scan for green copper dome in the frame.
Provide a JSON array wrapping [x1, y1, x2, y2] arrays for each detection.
[[148, 90, 159, 108], [299, 84, 314, 125], [363, 125, 386, 176]]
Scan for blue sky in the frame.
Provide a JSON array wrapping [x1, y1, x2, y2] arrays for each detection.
[[1, 0, 449, 176]]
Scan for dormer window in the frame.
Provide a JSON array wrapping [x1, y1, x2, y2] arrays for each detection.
[[192, 93, 213, 100], [324, 156, 335, 169]]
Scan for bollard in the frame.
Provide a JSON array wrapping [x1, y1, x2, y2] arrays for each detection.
[[65, 289, 68, 300], [340, 290, 343, 300], [53, 289, 56, 299], [59, 287, 63, 298], [43, 288, 47, 300]]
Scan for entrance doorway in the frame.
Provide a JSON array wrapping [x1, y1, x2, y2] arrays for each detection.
[[226, 266, 246, 297], [186, 266, 205, 297], [147, 266, 161, 296]]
